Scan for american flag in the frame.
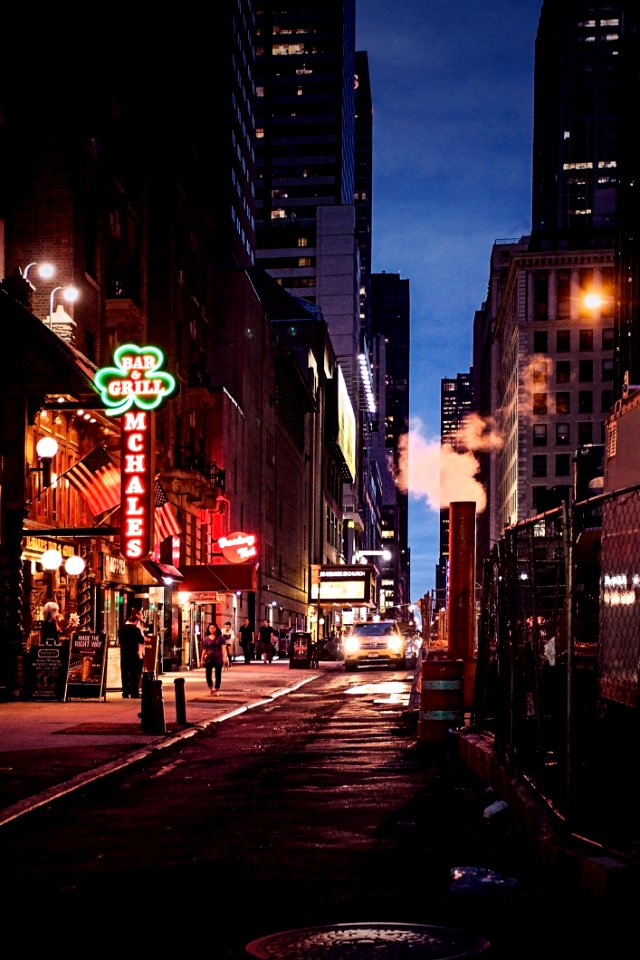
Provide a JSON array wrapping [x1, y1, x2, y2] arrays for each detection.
[[154, 480, 181, 544], [64, 447, 121, 517]]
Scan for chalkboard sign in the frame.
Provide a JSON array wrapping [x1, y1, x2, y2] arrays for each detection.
[[64, 632, 108, 700], [29, 641, 70, 701]]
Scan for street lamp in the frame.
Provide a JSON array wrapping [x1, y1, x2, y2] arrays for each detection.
[[20, 261, 55, 289], [354, 549, 392, 564], [49, 284, 80, 325], [30, 436, 59, 489]]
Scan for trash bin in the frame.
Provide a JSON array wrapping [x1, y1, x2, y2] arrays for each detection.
[[289, 631, 312, 669]]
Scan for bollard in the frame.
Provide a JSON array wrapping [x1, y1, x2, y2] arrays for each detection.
[[174, 677, 187, 724], [140, 673, 166, 734]]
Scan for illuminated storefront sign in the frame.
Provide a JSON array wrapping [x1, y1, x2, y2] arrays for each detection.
[[94, 345, 176, 561], [218, 532, 258, 563], [311, 565, 372, 603], [120, 411, 152, 559], [94, 344, 176, 417]]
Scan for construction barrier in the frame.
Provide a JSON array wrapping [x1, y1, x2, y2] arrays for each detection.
[[417, 657, 464, 743]]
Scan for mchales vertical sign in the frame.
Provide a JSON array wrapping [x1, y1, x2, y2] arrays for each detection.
[[94, 344, 177, 561]]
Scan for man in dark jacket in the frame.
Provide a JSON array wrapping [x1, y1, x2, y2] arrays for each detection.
[[118, 612, 144, 698]]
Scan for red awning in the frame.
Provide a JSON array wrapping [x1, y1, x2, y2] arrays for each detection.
[[141, 560, 184, 582], [178, 563, 257, 593]]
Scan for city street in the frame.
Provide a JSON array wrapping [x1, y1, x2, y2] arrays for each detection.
[[0, 666, 633, 957]]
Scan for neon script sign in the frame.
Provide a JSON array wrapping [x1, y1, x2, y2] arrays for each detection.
[[94, 344, 176, 417], [218, 532, 258, 564]]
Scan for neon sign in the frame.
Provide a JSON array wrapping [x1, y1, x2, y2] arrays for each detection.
[[121, 410, 152, 560], [218, 532, 257, 564], [94, 344, 176, 417]]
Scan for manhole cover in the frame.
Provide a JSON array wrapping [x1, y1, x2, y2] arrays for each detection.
[[245, 922, 490, 959]]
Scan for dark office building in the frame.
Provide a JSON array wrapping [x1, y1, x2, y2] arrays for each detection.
[[530, 0, 625, 252], [254, 0, 356, 299], [370, 272, 411, 608], [436, 372, 472, 608]]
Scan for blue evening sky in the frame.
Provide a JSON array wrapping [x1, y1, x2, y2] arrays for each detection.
[[356, 0, 542, 599]]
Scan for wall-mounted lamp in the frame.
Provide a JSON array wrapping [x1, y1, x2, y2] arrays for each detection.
[[64, 555, 86, 576], [20, 261, 55, 289], [31, 436, 59, 489], [39, 549, 85, 575], [49, 284, 80, 326]]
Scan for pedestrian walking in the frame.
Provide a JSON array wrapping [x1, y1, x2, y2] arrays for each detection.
[[238, 617, 254, 663], [257, 619, 276, 664], [118, 611, 144, 698], [221, 620, 235, 668], [201, 622, 226, 694]]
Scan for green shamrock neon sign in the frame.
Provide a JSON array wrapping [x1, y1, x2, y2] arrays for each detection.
[[94, 344, 177, 417]]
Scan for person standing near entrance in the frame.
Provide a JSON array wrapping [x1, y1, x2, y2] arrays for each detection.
[[238, 617, 254, 663], [118, 611, 144, 698]]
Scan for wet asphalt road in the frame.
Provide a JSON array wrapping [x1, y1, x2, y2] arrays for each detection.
[[0, 669, 632, 957]]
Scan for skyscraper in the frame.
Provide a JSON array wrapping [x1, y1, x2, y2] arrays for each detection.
[[370, 272, 411, 611], [437, 372, 472, 607], [530, 0, 624, 252]]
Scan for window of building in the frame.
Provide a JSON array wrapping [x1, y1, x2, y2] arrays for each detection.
[[579, 359, 594, 382], [579, 329, 594, 351], [533, 362, 547, 384], [555, 453, 571, 476], [601, 389, 613, 412], [556, 392, 570, 414], [556, 360, 571, 383], [533, 272, 548, 321], [557, 329, 571, 352], [602, 327, 614, 350], [557, 270, 570, 319], [533, 424, 547, 446], [533, 393, 547, 415], [532, 455, 547, 477], [556, 422, 570, 445], [578, 391, 593, 413], [297, 236, 309, 247], [532, 486, 548, 512], [578, 421, 593, 444], [601, 359, 614, 380], [533, 330, 548, 352]]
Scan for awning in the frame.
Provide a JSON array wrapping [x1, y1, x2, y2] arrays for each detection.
[[141, 560, 184, 583], [179, 563, 257, 593]]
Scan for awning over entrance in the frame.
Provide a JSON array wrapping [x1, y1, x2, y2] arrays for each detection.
[[179, 563, 257, 593], [141, 560, 184, 583]]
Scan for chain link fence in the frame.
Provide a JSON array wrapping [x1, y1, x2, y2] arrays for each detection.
[[474, 485, 640, 861]]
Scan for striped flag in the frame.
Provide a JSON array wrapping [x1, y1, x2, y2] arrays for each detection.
[[64, 447, 121, 517], [154, 480, 181, 545]]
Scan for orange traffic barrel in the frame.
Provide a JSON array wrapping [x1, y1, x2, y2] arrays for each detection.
[[417, 658, 464, 743]]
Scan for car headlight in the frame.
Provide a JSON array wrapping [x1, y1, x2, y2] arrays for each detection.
[[389, 637, 403, 655], [344, 637, 360, 654]]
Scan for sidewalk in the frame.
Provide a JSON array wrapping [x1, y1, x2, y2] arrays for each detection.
[[0, 658, 329, 827]]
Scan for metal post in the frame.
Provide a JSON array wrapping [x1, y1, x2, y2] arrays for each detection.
[[174, 677, 187, 724], [140, 672, 166, 734]]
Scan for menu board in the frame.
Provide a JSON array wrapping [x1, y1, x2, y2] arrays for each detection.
[[64, 632, 108, 700], [29, 640, 70, 701]]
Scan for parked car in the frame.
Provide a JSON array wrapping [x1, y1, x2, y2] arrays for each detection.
[[343, 620, 406, 671]]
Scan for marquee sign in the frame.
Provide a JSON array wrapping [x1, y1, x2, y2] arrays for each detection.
[[218, 532, 258, 564], [311, 565, 373, 603], [94, 345, 176, 561]]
